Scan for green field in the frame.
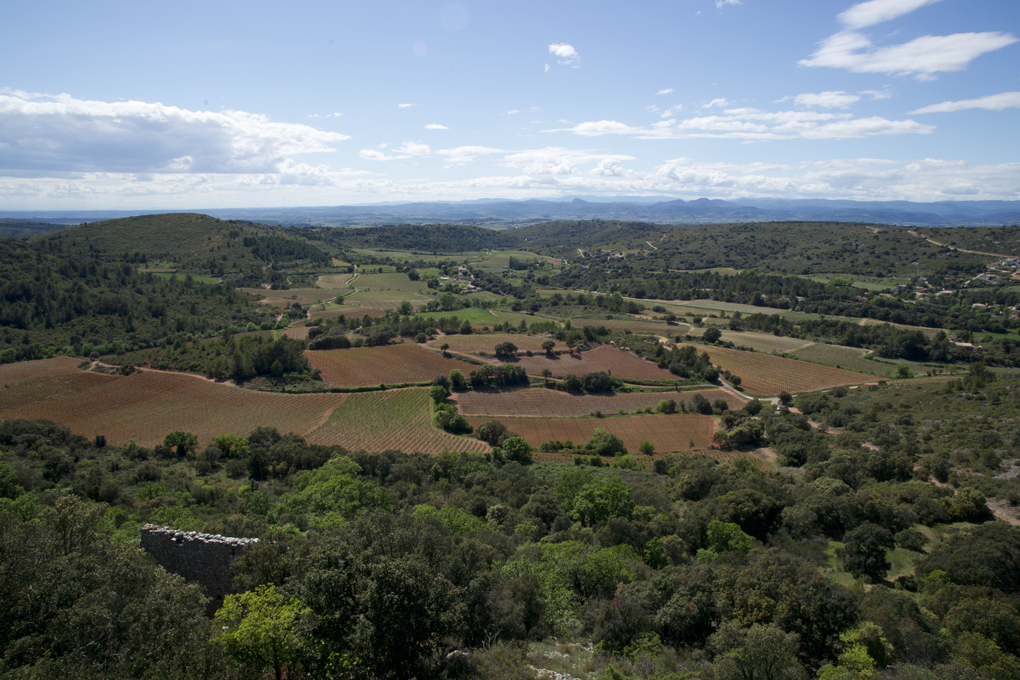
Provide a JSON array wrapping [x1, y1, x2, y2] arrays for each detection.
[[687, 328, 813, 353], [798, 274, 909, 291], [790, 343, 889, 374]]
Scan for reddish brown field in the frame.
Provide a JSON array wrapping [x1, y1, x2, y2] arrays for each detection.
[[428, 333, 559, 354], [0, 372, 121, 410], [0, 356, 84, 387], [454, 387, 743, 417], [308, 388, 489, 454], [283, 326, 311, 340], [0, 370, 349, 448], [465, 413, 716, 453], [508, 345, 676, 381], [306, 344, 478, 386], [694, 345, 871, 395]]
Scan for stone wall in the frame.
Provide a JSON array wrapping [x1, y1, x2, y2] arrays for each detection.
[[140, 524, 257, 605]]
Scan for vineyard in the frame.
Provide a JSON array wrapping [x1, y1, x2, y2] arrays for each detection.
[[695, 345, 872, 395], [428, 333, 560, 354], [465, 413, 716, 453], [0, 370, 349, 448], [0, 371, 121, 411], [307, 388, 490, 454], [790, 343, 888, 375], [306, 344, 477, 386], [454, 387, 744, 418], [690, 329, 814, 354], [0, 356, 84, 387], [511, 345, 676, 381]]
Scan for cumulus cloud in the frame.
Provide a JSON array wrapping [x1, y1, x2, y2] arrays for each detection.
[[715, 0, 740, 8], [801, 30, 1017, 79], [425, 123, 449, 130], [0, 90, 350, 174], [436, 146, 504, 164], [501, 147, 635, 175], [794, 91, 861, 108], [660, 105, 684, 118], [548, 43, 580, 67], [910, 91, 1020, 114], [549, 106, 933, 141], [838, 0, 943, 30], [398, 142, 432, 156], [656, 88, 674, 95], [704, 98, 729, 108]]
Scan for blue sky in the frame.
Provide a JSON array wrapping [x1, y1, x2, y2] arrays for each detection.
[[1, 0, 1018, 209]]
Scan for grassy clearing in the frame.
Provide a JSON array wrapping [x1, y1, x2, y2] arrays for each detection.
[[151, 271, 220, 285], [687, 328, 813, 353]]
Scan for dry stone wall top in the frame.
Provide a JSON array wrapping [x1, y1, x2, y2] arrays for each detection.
[[140, 524, 258, 604]]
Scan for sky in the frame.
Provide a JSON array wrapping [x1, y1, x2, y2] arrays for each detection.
[[1, 0, 1018, 209]]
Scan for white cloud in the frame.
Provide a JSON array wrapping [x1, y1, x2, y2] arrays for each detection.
[[656, 88, 674, 95], [646, 105, 660, 113], [705, 98, 729, 108], [549, 106, 933, 141], [794, 91, 861, 108], [910, 91, 1020, 114], [715, 0, 740, 8], [838, 0, 943, 30], [0, 90, 349, 174], [860, 90, 892, 100], [398, 103, 415, 108], [501, 147, 635, 175], [436, 146, 504, 164], [544, 63, 550, 72], [397, 142, 431, 156], [660, 105, 684, 118], [328, 112, 343, 117], [360, 149, 403, 161], [801, 30, 1017, 79], [548, 43, 580, 67], [425, 123, 449, 130]]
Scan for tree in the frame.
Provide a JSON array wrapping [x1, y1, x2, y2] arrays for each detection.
[[639, 441, 655, 455], [708, 621, 807, 680], [163, 431, 199, 458], [398, 300, 414, 315], [702, 327, 722, 344], [449, 368, 467, 390], [499, 436, 533, 465], [214, 584, 312, 680], [842, 522, 894, 582], [542, 340, 556, 355], [494, 341, 518, 358]]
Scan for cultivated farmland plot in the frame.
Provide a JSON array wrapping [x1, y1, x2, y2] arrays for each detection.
[[428, 333, 560, 354], [454, 387, 744, 418], [464, 413, 716, 453], [306, 344, 477, 386], [308, 388, 490, 454], [572, 318, 692, 336], [790, 343, 889, 375], [508, 345, 676, 381], [693, 344, 872, 395], [686, 329, 813, 354], [0, 356, 83, 387], [0, 372, 121, 410], [0, 370, 349, 448]]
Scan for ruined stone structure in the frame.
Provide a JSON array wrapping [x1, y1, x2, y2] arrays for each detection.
[[140, 524, 257, 605]]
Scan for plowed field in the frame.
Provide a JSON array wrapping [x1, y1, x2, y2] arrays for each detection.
[[465, 413, 715, 452], [0, 370, 349, 448], [428, 333, 559, 354], [308, 388, 489, 454], [306, 344, 477, 386], [508, 346, 675, 381], [455, 387, 744, 417], [0, 356, 84, 387], [0, 372, 121, 409], [694, 345, 871, 395]]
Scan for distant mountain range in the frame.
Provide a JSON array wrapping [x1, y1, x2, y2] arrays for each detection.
[[3, 196, 1019, 230]]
